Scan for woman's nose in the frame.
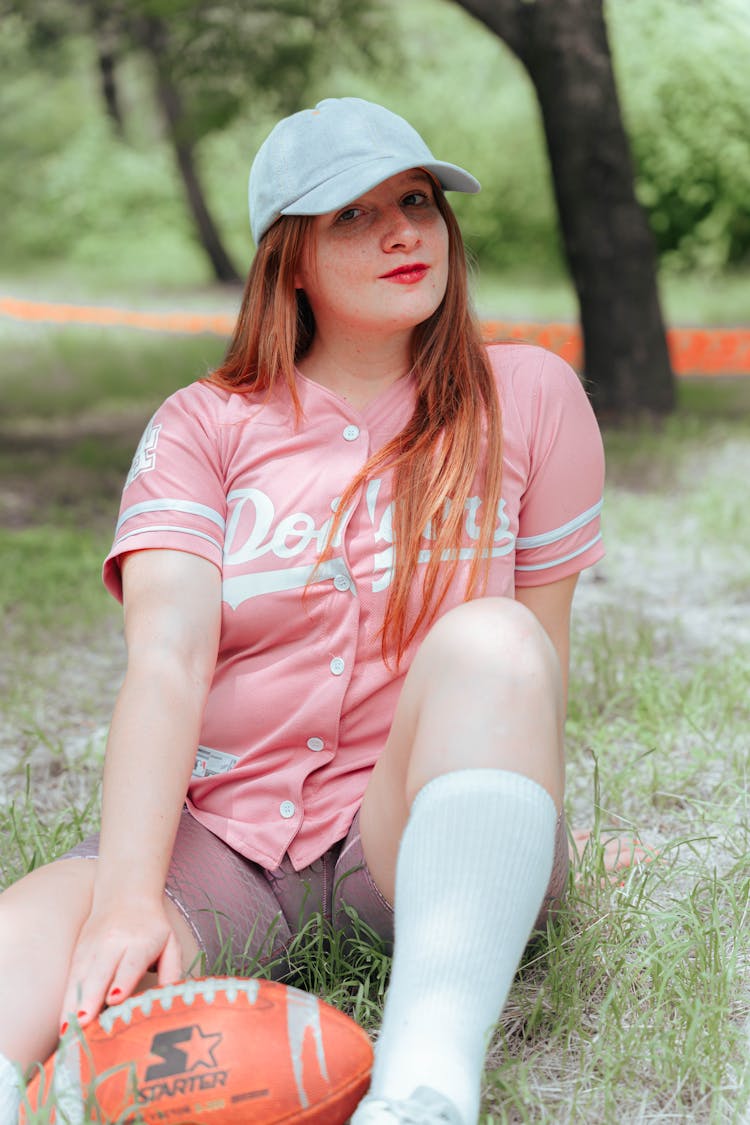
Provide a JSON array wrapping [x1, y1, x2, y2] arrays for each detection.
[[381, 206, 420, 251]]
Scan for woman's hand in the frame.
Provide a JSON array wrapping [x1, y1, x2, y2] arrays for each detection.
[[59, 896, 182, 1033]]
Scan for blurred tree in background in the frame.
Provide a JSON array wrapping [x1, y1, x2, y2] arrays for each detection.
[[453, 0, 673, 417], [2, 0, 389, 281]]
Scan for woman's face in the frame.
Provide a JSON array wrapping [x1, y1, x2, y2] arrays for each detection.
[[295, 169, 450, 343]]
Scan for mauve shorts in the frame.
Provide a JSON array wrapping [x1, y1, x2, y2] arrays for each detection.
[[61, 807, 569, 977]]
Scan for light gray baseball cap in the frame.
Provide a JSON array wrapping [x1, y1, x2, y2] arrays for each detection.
[[248, 97, 481, 244]]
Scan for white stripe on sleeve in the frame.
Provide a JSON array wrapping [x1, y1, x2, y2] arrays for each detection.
[[116, 498, 225, 534], [515, 532, 602, 572], [112, 525, 223, 553], [515, 499, 602, 552]]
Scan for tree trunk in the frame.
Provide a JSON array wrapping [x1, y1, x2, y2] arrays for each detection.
[[94, 43, 125, 135], [87, 2, 126, 136], [453, 0, 675, 419], [135, 17, 241, 285]]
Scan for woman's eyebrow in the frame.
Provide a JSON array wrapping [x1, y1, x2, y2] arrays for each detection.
[[404, 172, 434, 187]]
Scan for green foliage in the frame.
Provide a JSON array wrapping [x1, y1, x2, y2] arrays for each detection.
[[0, 17, 202, 275], [94, 0, 394, 138], [0, 0, 394, 279], [2, 0, 750, 281], [274, 909, 391, 1028], [609, 0, 750, 271]]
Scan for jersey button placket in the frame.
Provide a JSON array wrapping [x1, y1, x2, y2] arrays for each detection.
[[324, 424, 363, 761]]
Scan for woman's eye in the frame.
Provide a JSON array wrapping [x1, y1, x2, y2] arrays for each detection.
[[402, 191, 429, 207], [336, 207, 362, 223]]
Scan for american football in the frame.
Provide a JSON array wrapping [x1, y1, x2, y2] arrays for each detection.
[[22, 977, 373, 1123]]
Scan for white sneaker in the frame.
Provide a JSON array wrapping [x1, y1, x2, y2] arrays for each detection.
[[350, 1085, 463, 1124]]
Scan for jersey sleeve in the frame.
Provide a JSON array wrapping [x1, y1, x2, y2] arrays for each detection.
[[514, 349, 605, 587], [102, 384, 227, 602]]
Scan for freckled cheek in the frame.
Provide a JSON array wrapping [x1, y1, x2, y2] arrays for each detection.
[[318, 249, 370, 294]]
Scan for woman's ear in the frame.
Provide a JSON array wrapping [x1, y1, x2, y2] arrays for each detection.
[[294, 243, 313, 292]]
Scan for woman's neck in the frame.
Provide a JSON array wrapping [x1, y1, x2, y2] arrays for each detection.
[[296, 329, 412, 410]]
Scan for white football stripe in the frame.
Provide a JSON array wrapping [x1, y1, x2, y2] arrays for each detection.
[[97, 977, 262, 1033]]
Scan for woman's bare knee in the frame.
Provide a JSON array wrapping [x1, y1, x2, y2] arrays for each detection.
[[412, 597, 560, 693], [402, 600, 563, 803], [360, 598, 565, 900]]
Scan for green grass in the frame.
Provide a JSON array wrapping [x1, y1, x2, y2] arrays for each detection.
[[475, 265, 750, 325], [0, 774, 100, 888], [1, 327, 748, 1123], [0, 327, 225, 421], [491, 865, 749, 1121], [0, 526, 112, 638]]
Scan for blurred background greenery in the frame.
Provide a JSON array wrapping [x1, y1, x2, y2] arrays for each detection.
[[1, 0, 749, 321]]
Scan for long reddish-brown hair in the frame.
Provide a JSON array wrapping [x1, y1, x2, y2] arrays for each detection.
[[211, 189, 503, 663]]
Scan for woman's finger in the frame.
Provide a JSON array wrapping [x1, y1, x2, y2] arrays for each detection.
[[157, 930, 184, 989], [60, 945, 120, 1033]]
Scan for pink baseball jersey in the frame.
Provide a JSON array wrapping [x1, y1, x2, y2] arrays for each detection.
[[104, 344, 605, 870]]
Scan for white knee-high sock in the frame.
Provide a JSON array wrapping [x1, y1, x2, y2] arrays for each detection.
[[0, 1050, 21, 1125], [368, 769, 557, 1125]]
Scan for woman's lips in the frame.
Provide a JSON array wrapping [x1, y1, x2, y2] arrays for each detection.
[[380, 263, 429, 284]]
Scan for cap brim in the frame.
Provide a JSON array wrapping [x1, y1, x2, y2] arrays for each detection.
[[280, 155, 480, 218]]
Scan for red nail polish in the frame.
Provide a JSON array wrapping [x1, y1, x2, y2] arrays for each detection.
[[60, 1021, 69, 1036], [110, 988, 122, 998], [77, 1009, 87, 1020]]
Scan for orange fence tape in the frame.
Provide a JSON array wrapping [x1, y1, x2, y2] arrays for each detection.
[[481, 319, 750, 377], [2, 295, 749, 377], [0, 295, 235, 337]]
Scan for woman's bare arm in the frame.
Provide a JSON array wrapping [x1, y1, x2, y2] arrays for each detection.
[[59, 549, 221, 1027]]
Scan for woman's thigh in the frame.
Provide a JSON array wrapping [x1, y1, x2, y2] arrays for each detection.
[[359, 597, 565, 904]]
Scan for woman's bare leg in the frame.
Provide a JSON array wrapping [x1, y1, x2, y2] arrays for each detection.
[[355, 598, 563, 1125], [360, 596, 563, 898]]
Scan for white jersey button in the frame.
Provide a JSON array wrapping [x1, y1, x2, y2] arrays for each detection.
[[330, 656, 345, 676], [333, 574, 351, 592], [342, 425, 360, 441], [307, 737, 325, 752], [279, 800, 296, 819]]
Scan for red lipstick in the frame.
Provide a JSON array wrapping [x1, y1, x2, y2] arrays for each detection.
[[380, 263, 429, 283]]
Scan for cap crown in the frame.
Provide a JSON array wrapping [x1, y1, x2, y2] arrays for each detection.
[[248, 97, 479, 244]]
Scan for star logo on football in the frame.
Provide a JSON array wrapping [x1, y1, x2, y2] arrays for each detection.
[[144, 1025, 223, 1082], [180, 1026, 223, 1072]]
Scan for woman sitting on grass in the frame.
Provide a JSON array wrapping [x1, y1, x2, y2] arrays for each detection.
[[0, 97, 604, 1124]]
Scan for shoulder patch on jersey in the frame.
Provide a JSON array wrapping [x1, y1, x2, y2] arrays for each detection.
[[127, 418, 162, 486]]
